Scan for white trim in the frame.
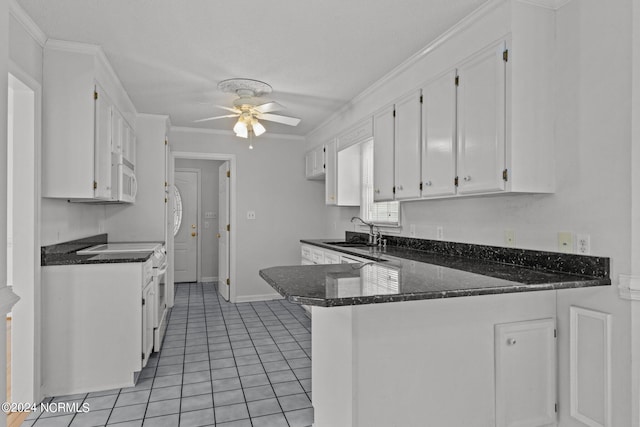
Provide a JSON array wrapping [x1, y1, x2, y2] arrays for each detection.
[[9, 0, 47, 47], [515, 0, 573, 10], [170, 125, 305, 142], [618, 274, 640, 300], [234, 293, 284, 303], [570, 306, 612, 427], [0, 287, 20, 316], [171, 151, 238, 303], [306, 0, 505, 139], [201, 276, 217, 283], [8, 62, 43, 404]]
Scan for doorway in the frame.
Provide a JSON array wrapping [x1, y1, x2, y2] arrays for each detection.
[[6, 68, 42, 420], [170, 153, 235, 301]]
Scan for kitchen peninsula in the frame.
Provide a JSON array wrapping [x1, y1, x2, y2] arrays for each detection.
[[260, 233, 610, 427]]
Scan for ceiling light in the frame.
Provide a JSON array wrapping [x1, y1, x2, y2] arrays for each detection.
[[233, 119, 248, 138], [252, 119, 266, 137]]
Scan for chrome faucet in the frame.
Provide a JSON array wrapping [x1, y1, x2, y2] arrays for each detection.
[[351, 216, 382, 246]]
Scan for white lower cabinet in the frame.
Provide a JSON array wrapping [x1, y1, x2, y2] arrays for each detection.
[[142, 280, 155, 368], [495, 318, 557, 427], [42, 260, 154, 396]]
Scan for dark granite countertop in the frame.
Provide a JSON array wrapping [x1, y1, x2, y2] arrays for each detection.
[[41, 234, 155, 266], [259, 233, 611, 307]]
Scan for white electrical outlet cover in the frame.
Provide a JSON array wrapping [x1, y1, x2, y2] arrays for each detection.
[[436, 226, 444, 240], [577, 234, 591, 255]]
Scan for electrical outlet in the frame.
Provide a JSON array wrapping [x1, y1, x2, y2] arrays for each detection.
[[436, 226, 444, 240], [577, 234, 591, 255], [410, 224, 416, 237], [504, 230, 515, 247], [247, 211, 256, 220], [558, 232, 573, 253]]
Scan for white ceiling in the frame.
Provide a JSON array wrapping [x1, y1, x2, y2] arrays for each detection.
[[19, 0, 487, 136]]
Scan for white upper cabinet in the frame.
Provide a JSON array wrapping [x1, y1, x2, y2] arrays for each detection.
[[42, 40, 137, 201], [457, 41, 507, 195], [373, 105, 395, 202], [421, 70, 457, 198], [394, 90, 422, 200], [308, 0, 555, 203], [325, 139, 337, 204]]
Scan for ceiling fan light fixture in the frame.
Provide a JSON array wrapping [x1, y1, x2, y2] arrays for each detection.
[[252, 119, 266, 137], [233, 118, 248, 138]]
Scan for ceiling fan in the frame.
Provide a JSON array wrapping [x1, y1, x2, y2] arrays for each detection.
[[195, 78, 301, 140]]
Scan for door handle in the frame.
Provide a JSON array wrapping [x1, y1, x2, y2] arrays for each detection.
[[216, 233, 221, 239], [191, 232, 197, 237]]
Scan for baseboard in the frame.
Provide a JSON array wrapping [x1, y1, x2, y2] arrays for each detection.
[[200, 276, 217, 283], [233, 293, 284, 303]]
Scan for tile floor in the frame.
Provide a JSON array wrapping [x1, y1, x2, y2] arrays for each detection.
[[23, 282, 313, 427]]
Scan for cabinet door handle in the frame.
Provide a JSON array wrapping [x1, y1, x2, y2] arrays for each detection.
[[397, 185, 403, 191], [424, 181, 432, 187], [375, 189, 380, 194], [463, 175, 472, 182], [506, 338, 516, 346], [191, 232, 197, 237]]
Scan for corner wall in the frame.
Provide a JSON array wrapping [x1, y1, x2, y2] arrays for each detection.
[[169, 128, 327, 301]]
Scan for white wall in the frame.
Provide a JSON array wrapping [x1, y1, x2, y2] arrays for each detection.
[[0, 0, 10, 423], [169, 128, 327, 301], [307, 0, 634, 425], [175, 159, 223, 281]]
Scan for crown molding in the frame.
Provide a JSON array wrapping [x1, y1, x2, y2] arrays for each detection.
[[9, 0, 47, 47], [171, 126, 305, 142], [516, 0, 573, 10], [137, 113, 171, 121], [307, 0, 505, 139]]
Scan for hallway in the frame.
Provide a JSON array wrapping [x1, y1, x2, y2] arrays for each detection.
[[22, 283, 313, 427]]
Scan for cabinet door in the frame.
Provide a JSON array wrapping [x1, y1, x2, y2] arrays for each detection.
[[373, 105, 395, 201], [305, 151, 315, 178], [325, 139, 337, 204], [94, 84, 113, 199], [495, 319, 556, 427], [142, 282, 155, 367], [111, 110, 123, 154], [422, 70, 457, 197], [394, 90, 422, 200], [314, 145, 326, 176], [457, 41, 506, 195]]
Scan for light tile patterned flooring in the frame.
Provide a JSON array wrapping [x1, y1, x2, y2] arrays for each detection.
[[23, 282, 313, 427]]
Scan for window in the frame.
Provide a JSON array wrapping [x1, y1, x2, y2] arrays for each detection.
[[173, 185, 183, 236], [360, 140, 400, 225]]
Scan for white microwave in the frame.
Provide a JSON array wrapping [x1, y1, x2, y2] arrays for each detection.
[[117, 163, 137, 203]]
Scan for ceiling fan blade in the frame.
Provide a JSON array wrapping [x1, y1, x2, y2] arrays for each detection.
[[193, 114, 239, 123], [256, 113, 301, 126], [215, 105, 241, 114], [254, 101, 284, 114]]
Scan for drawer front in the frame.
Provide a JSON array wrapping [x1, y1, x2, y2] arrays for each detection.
[[324, 252, 340, 264], [301, 245, 313, 261], [311, 249, 325, 264]]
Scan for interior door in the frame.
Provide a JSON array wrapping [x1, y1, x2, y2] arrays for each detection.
[[174, 170, 198, 282], [218, 162, 231, 301]]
